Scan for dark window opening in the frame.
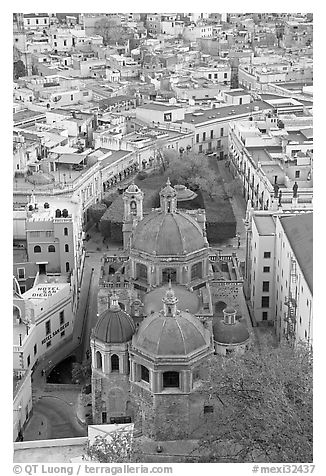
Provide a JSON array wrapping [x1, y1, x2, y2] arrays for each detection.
[[96, 351, 102, 369], [191, 262, 203, 280], [162, 267, 176, 284], [48, 245, 55, 253], [262, 281, 270, 292], [59, 311, 64, 325], [141, 365, 149, 383], [111, 354, 119, 372], [34, 245, 41, 253], [163, 371, 179, 388], [45, 320, 51, 335]]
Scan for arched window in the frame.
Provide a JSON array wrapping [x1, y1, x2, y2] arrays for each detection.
[[48, 245, 55, 253], [96, 351, 102, 370], [141, 365, 149, 383], [65, 262, 70, 272], [130, 200, 137, 215], [163, 371, 179, 388], [111, 354, 119, 372], [65, 244, 69, 252], [191, 262, 203, 280], [64, 227, 68, 236], [34, 245, 41, 253]]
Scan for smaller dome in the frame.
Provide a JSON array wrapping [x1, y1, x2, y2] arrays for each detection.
[[213, 318, 250, 345], [126, 182, 140, 194], [223, 306, 236, 314], [93, 296, 135, 344]]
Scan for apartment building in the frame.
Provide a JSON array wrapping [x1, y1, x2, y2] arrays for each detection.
[[13, 196, 84, 312], [23, 13, 50, 31], [245, 210, 312, 347], [181, 100, 271, 158], [229, 114, 313, 211]]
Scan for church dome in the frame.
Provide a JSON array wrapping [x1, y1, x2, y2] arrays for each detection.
[[213, 318, 250, 345], [133, 311, 210, 357], [131, 210, 206, 255], [132, 286, 210, 357], [93, 295, 136, 344]]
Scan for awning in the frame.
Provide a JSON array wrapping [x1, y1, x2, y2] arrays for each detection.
[[55, 154, 86, 165]]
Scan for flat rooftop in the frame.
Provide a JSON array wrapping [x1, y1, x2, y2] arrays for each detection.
[[100, 149, 133, 167], [138, 103, 183, 111], [247, 146, 283, 165], [253, 214, 276, 236], [183, 100, 270, 125], [14, 109, 45, 125]]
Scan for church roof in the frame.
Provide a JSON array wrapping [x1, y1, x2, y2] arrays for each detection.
[[131, 210, 206, 255], [93, 299, 135, 344], [132, 309, 210, 357], [143, 284, 200, 315]]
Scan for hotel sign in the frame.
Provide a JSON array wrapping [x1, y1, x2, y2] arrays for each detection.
[[42, 322, 69, 345], [31, 285, 60, 298]]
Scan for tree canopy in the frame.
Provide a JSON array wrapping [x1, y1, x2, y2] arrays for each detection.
[[13, 60, 26, 80], [192, 341, 313, 463], [94, 18, 133, 46], [164, 151, 224, 199]]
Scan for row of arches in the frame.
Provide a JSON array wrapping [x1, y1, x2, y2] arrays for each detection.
[[33, 244, 69, 253], [103, 164, 138, 193], [95, 352, 120, 373]]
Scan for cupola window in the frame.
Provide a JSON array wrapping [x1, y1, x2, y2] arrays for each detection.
[[141, 365, 149, 383], [163, 371, 179, 388], [111, 354, 119, 372]]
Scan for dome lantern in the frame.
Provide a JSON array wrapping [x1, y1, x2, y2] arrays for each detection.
[[223, 306, 237, 325], [162, 281, 178, 317], [159, 178, 177, 213]]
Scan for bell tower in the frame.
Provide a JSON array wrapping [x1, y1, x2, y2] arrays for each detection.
[[122, 182, 144, 250]]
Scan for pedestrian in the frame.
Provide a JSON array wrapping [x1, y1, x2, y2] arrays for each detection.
[[237, 234, 241, 248]]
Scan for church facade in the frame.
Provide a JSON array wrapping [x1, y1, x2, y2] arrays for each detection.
[[91, 180, 251, 439]]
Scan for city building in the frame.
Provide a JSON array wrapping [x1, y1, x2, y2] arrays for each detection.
[[244, 209, 312, 347], [13, 195, 85, 309], [228, 114, 313, 210]]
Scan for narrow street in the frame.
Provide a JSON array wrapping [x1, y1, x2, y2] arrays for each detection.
[[24, 395, 86, 441]]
